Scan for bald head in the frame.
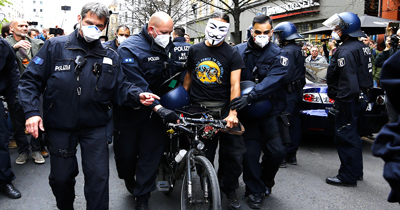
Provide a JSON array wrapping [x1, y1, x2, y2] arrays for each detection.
[[10, 19, 29, 40], [148, 12, 173, 29], [147, 12, 173, 40]]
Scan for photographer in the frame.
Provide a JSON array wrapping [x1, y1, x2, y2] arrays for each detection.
[[375, 22, 400, 68], [375, 22, 400, 123]]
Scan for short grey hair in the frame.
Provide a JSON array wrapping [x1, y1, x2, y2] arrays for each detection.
[[80, 2, 110, 25]]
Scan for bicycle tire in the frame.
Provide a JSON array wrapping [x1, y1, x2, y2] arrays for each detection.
[[181, 155, 221, 210]]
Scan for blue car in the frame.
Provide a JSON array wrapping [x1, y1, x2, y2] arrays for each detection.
[[300, 62, 387, 136]]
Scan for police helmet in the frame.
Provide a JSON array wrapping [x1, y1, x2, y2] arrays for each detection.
[[273, 22, 303, 41], [160, 85, 190, 111], [323, 12, 365, 37], [240, 81, 272, 118]]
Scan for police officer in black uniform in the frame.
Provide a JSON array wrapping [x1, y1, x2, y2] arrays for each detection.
[[114, 12, 179, 209], [103, 25, 130, 51], [0, 37, 22, 199], [171, 26, 191, 79], [273, 22, 305, 167], [372, 50, 400, 203], [19, 3, 159, 210], [323, 12, 373, 186], [232, 15, 289, 209]]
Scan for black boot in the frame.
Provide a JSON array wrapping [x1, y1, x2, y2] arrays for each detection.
[[247, 193, 264, 209], [0, 182, 21, 199]]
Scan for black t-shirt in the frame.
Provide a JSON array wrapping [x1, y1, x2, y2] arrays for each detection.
[[187, 41, 245, 103]]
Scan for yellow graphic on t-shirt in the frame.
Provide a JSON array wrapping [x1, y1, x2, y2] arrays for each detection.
[[195, 61, 222, 84]]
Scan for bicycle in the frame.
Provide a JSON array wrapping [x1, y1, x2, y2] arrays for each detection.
[[156, 105, 226, 210]]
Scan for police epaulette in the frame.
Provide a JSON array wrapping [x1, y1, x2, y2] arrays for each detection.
[[104, 45, 118, 56]]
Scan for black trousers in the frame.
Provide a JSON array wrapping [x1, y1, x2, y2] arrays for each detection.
[[46, 126, 109, 210], [205, 108, 246, 193], [9, 102, 40, 154], [242, 115, 286, 194], [113, 106, 167, 198], [284, 91, 302, 155], [0, 103, 15, 183], [334, 99, 367, 184]]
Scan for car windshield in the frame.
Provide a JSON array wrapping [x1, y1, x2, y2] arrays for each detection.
[[305, 62, 329, 84]]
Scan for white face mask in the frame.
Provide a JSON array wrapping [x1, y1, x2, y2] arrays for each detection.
[[117, 36, 127, 44], [331, 31, 341, 41], [153, 28, 171, 48], [205, 19, 230, 46], [81, 23, 102, 43], [253, 35, 270, 48]]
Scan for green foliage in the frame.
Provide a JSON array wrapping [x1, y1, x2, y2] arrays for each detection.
[[0, 0, 13, 34]]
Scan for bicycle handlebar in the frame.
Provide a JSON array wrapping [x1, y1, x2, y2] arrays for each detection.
[[183, 117, 227, 125], [167, 117, 226, 134]]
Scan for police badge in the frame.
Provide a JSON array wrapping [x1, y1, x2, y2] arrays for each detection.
[[338, 58, 345, 67], [280, 56, 288, 66]]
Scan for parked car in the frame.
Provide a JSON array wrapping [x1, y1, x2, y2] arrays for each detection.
[[300, 62, 387, 136]]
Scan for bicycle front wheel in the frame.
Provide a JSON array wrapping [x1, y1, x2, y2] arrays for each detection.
[[181, 155, 221, 210]]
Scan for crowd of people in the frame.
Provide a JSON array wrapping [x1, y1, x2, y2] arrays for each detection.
[[0, 2, 399, 210]]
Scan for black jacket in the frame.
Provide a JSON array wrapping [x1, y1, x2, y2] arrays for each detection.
[[19, 29, 143, 130], [0, 38, 20, 107], [118, 24, 175, 109], [327, 38, 373, 104]]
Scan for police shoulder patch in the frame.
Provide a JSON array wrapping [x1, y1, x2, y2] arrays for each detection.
[[123, 58, 135, 64], [338, 57, 345, 67], [280, 56, 288, 66], [32, 56, 44, 65]]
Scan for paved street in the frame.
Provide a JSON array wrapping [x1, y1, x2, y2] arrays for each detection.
[[0, 136, 399, 210]]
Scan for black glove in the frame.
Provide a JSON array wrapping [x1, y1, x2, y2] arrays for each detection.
[[229, 94, 253, 111], [327, 105, 340, 125], [157, 107, 179, 123]]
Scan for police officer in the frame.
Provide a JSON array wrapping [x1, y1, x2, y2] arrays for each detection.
[[0, 37, 21, 199], [171, 26, 191, 80], [103, 25, 130, 51], [232, 15, 289, 209], [372, 50, 400, 203], [102, 25, 130, 144], [114, 12, 179, 209], [323, 12, 373, 186], [273, 22, 305, 167], [19, 3, 159, 209]]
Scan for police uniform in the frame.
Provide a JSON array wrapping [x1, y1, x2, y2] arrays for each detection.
[[372, 50, 400, 203], [327, 38, 373, 184], [103, 38, 118, 51], [114, 24, 174, 201], [102, 39, 119, 144], [19, 29, 144, 210], [171, 36, 191, 80], [234, 38, 289, 195], [281, 41, 305, 161], [0, 38, 19, 187]]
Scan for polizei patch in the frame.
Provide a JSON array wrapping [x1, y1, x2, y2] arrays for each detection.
[[280, 56, 288, 66], [55, 65, 71, 71], [338, 58, 345, 67]]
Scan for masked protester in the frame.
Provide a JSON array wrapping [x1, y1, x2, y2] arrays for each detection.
[[273, 22, 306, 168], [103, 25, 130, 51], [183, 11, 246, 210], [114, 12, 180, 210], [18, 3, 159, 209], [323, 12, 373, 187], [232, 15, 289, 209]]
